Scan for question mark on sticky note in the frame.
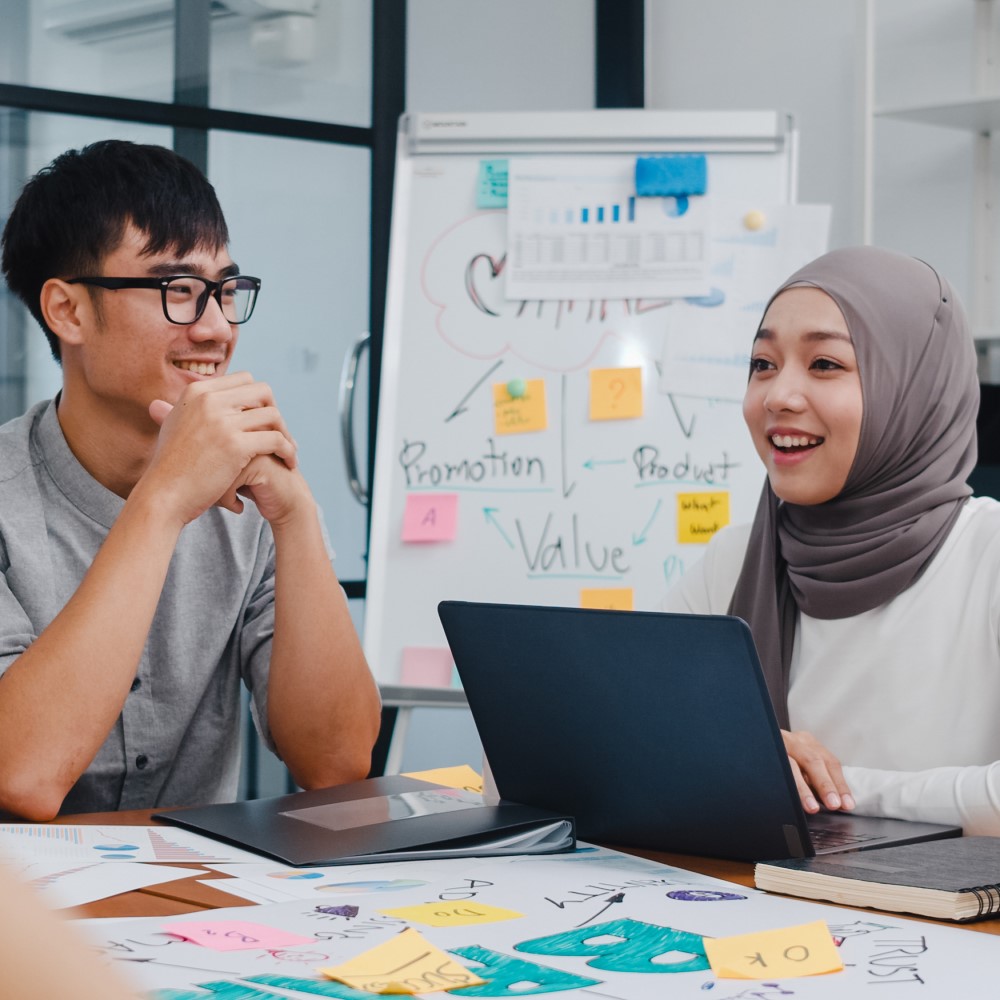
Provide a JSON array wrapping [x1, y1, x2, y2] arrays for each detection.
[[590, 367, 643, 421]]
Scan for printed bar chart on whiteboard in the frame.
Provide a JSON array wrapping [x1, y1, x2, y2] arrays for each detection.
[[506, 157, 710, 301]]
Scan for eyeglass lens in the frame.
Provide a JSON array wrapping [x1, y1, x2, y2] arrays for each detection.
[[164, 276, 258, 324]]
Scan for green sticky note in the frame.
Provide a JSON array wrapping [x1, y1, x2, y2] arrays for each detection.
[[477, 159, 508, 208]]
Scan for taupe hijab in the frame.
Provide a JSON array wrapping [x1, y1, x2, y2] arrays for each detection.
[[729, 246, 979, 728]]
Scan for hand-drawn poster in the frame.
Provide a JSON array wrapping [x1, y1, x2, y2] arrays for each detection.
[[78, 848, 999, 996]]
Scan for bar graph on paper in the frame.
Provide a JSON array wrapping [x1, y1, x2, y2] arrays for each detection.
[[540, 196, 637, 226], [28, 863, 94, 889], [507, 156, 711, 301], [0, 825, 264, 864], [14, 858, 206, 909]]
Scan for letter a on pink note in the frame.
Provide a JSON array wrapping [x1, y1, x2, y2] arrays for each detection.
[[402, 493, 458, 542]]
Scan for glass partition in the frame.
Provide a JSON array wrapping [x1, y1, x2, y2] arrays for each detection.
[[0, 112, 172, 420], [210, 130, 371, 580]]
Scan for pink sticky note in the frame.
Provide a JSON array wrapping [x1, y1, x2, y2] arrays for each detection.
[[402, 493, 458, 542], [401, 647, 455, 687], [162, 920, 316, 952]]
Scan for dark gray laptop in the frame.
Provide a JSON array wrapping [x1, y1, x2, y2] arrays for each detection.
[[437, 601, 961, 863]]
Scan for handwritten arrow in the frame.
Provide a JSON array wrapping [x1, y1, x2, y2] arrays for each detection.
[[575, 891, 626, 927], [582, 458, 627, 471], [445, 359, 503, 422], [668, 393, 696, 438], [561, 374, 576, 499], [484, 508, 514, 549], [632, 499, 663, 545]]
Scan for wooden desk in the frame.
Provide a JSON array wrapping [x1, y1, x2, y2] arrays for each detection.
[[54, 810, 1000, 936]]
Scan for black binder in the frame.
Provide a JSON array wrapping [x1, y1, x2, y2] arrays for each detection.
[[154, 775, 575, 866]]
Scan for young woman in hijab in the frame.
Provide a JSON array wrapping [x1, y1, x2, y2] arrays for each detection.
[[662, 245, 1000, 836]]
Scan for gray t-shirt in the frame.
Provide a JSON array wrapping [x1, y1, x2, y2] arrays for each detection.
[[0, 400, 276, 814]]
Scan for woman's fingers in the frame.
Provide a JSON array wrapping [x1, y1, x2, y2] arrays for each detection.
[[782, 729, 856, 812]]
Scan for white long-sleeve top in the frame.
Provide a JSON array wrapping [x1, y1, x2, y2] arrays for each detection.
[[661, 495, 1000, 835]]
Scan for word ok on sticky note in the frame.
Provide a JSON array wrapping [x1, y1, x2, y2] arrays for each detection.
[[704, 920, 843, 980]]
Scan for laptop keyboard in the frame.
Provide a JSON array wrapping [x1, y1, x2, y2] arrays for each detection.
[[807, 825, 882, 849]]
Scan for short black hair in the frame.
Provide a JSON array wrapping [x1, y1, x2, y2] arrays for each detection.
[[1, 140, 229, 362]]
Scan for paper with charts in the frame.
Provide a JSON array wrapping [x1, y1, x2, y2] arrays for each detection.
[[75, 846, 997, 997], [0, 824, 265, 864], [11, 857, 203, 910]]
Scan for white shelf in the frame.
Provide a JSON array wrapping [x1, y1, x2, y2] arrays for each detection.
[[865, 0, 998, 340], [876, 94, 1000, 132]]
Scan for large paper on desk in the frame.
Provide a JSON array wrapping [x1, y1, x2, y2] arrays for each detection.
[[155, 775, 574, 866], [79, 849, 1000, 997]]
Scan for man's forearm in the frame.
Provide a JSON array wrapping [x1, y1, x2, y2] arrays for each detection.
[[266, 503, 380, 788], [0, 485, 184, 819]]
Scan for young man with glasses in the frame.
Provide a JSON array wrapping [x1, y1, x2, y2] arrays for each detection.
[[0, 140, 381, 819]]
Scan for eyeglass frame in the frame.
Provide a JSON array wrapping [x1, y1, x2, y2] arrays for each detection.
[[65, 274, 262, 326]]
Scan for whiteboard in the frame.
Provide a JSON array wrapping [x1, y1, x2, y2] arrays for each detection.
[[365, 110, 826, 687]]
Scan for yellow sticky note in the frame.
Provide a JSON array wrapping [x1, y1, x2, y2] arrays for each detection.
[[677, 491, 730, 544], [380, 901, 523, 928], [402, 764, 484, 794], [590, 367, 643, 420], [493, 379, 547, 434], [704, 920, 843, 980], [320, 927, 486, 994], [580, 587, 634, 611]]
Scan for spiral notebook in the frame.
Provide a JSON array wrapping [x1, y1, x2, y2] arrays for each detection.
[[755, 836, 1000, 921]]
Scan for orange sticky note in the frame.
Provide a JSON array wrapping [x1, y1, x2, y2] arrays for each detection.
[[379, 901, 523, 928], [402, 493, 458, 542], [590, 367, 643, 420], [677, 491, 730, 544], [704, 920, 843, 980], [580, 587, 634, 611], [493, 379, 547, 434], [400, 647, 454, 687], [320, 926, 486, 994], [403, 764, 484, 793]]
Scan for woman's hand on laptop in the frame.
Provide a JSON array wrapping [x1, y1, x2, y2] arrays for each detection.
[[782, 730, 856, 814]]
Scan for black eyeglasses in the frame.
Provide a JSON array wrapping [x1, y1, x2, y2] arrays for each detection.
[[66, 274, 261, 325]]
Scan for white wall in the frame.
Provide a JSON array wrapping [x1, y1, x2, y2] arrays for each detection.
[[406, 0, 595, 112], [646, 0, 991, 321], [646, 0, 866, 251]]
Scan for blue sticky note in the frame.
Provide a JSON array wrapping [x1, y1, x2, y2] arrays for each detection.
[[635, 154, 707, 197], [477, 159, 508, 208]]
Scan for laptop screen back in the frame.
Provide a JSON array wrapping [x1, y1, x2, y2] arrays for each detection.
[[438, 601, 811, 862]]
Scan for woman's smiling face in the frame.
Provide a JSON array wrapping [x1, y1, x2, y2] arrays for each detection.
[[743, 286, 863, 506]]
